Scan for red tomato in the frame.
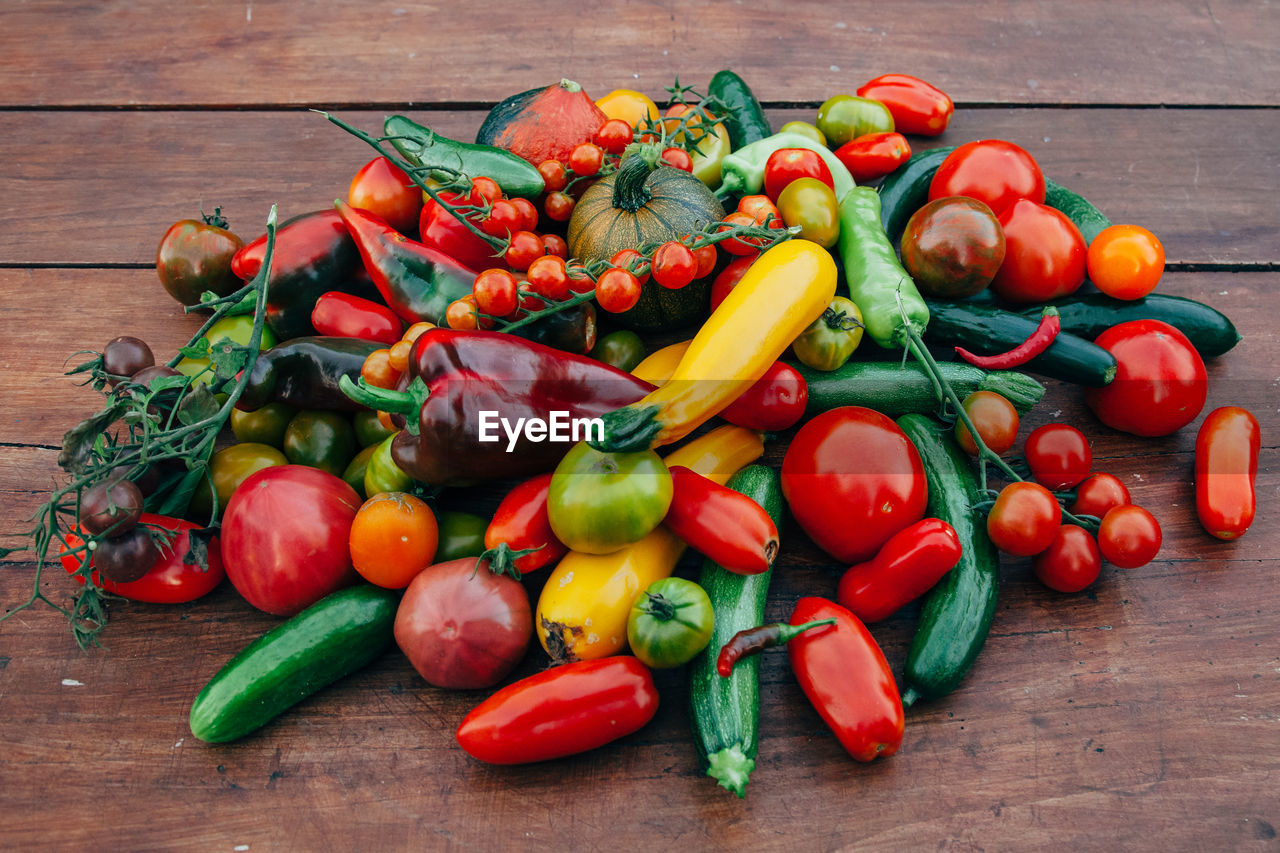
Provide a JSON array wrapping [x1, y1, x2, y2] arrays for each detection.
[[1025, 423, 1093, 490], [456, 657, 658, 764], [782, 407, 928, 563], [650, 241, 697, 290], [987, 481, 1061, 557], [1070, 473, 1131, 518], [955, 390, 1020, 456], [595, 268, 642, 313], [349, 156, 422, 235], [787, 597, 904, 762], [59, 514, 225, 604], [221, 466, 361, 616], [663, 466, 780, 575], [484, 473, 567, 574], [720, 360, 808, 431], [503, 230, 545, 272], [526, 255, 570, 301], [394, 558, 532, 690], [1195, 406, 1260, 540], [310, 291, 403, 345], [1084, 320, 1208, 437], [929, 139, 1045, 215], [710, 255, 757, 311], [472, 269, 520, 318], [1097, 505, 1162, 568], [763, 148, 835, 201], [1033, 525, 1102, 593], [836, 518, 962, 623], [990, 199, 1086, 303]]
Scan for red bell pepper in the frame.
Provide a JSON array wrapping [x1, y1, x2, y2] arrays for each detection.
[[419, 191, 506, 273], [336, 200, 477, 327], [855, 74, 954, 137], [481, 472, 568, 574], [787, 597, 904, 762], [456, 657, 659, 764], [310, 291, 403, 345], [833, 132, 912, 183], [60, 514, 225, 604], [836, 517, 962, 623], [339, 328, 654, 486], [662, 466, 780, 575]]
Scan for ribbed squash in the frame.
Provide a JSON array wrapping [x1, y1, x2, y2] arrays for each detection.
[[476, 79, 606, 166], [568, 149, 726, 331]]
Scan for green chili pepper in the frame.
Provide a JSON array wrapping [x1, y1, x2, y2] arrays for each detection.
[[837, 186, 929, 349], [341, 444, 379, 499], [717, 131, 856, 202]]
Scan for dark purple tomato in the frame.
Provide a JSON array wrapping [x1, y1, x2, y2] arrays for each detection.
[[156, 214, 245, 307], [93, 527, 160, 583], [900, 196, 1005, 298], [79, 478, 145, 536], [101, 336, 155, 386]]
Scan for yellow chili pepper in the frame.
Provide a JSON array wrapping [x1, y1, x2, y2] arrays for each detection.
[[592, 239, 837, 452], [595, 88, 660, 128], [689, 120, 731, 189], [630, 339, 691, 386], [535, 425, 763, 663]]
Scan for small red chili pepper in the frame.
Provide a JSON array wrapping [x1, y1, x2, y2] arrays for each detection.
[[715, 618, 836, 677], [663, 466, 780, 575], [836, 517, 962, 623], [955, 305, 1060, 368]]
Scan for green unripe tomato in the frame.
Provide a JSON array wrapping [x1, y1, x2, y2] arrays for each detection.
[[816, 95, 895, 148], [434, 511, 489, 562], [777, 177, 841, 248], [341, 444, 379, 499], [547, 442, 673, 555], [230, 402, 295, 448], [792, 296, 864, 371], [589, 330, 647, 373], [282, 410, 357, 476], [353, 409, 397, 448], [779, 120, 828, 147], [189, 442, 288, 519], [365, 433, 413, 496], [626, 577, 715, 668], [175, 315, 276, 389]]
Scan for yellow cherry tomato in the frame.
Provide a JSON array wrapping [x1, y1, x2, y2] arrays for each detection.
[[595, 88, 660, 128]]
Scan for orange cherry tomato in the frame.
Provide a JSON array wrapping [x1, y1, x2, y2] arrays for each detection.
[[1086, 224, 1165, 300], [349, 492, 439, 589]]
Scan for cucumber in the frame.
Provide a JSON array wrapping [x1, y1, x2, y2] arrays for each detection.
[[797, 360, 1045, 416], [707, 70, 772, 149], [896, 415, 999, 705], [878, 145, 956, 245], [688, 464, 784, 798], [924, 298, 1117, 387], [1043, 179, 1111, 245], [189, 585, 399, 743], [1016, 292, 1241, 358]]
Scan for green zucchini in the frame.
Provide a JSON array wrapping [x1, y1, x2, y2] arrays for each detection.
[[924, 298, 1117, 387], [877, 145, 956, 245], [189, 585, 398, 743], [688, 464, 784, 798], [1043, 179, 1111, 245], [384, 115, 545, 198], [707, 70, 772, 149], [896, 415, 998, 706], [1015, 292, 1241, 358], [797, 360, 1045, 416]]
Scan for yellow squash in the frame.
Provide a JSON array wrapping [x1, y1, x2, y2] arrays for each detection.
[[593, 239, 837, 452], [630, 339, 691, 386], [535, 425, 764, 663]]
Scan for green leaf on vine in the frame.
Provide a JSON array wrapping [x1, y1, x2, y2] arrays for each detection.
[[176, 384, 219, 426], [58, 401, 128, 475], [178, 337, 211, 360], [183, 526, 218, 571], [209, 340, 251, 381]]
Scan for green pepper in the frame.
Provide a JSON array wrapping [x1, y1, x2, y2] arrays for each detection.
[[776, 177, 841, 249], [791, 296, 865, 371], [189, 442, 288, 519], [353, 409, 396, 448], [230, 402, 295, 449], [434, 511, 489, 562], [282, 410, 357, 476], [365, 433, 412, 496], [384, 115, 545, 198], [176, 315, 276, 390], [342, 444, 379, 499], [717, 131, 856, 203], [816, 95, 895, 148], [838, 186, 930, 350], [590, 330, 647, 373]]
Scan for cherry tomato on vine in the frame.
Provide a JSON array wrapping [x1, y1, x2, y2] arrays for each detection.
[[446, 296, 480, 330], [718, 211, 766, 256], [349, 156, 422, 235], [738, 195, 781, 227], [542, 233, 568, 259], [101, 336, 155, 385], [527, 254, 570, 300], [349, 492, 439, 589], [360, 348, 401, 389], [955, 390, 1019, 456], [651, 241, 697, 289], [569, 142, 605, 177], [661, 147, 693, 172], [1070, 473, 1131, 518], [710, 254, 756, 311], [543, 191, 575, 222], [764, 148, 834, 201], [481, 200, 523, 238], [593, 119, 634, 155], [929, 139, 1045, 215], [509, 198, 540, 232], [594, 268, 642, 314], [990, 199, 1086, 303], [537, 160, 568, 192], [691, 243, 717, 278], [79, 477, 145, 537], [1033, 524, 1102, 593], [1097, 505, 1161, 568], [468, 177, 503, 206], [987, 481, 1061, 557], [1025, 423, 1092, 490], [566, 261, 594, 293], [1086, 224, 1165, 300], [610, 248, 650, 284], [387, 339, 413, 373], [473, 269, 520, 318], [503, 230, 545, 271]]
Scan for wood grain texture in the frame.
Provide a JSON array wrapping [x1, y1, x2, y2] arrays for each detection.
[[2, 107, 1278, 267], [1, 1, 1277, 107]]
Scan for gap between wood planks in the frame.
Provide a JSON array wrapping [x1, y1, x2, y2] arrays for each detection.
[[0, 102, 1277, 113]]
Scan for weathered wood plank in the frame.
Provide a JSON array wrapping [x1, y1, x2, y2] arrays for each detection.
[[2, 107, 1278, 267], [1, 1, 1277, 107]]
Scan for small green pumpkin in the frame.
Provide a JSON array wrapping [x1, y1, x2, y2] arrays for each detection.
[[568, 149, 725, 331]]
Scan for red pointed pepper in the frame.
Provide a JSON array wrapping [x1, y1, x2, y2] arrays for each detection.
[[855, 74, 954, 137], [836, 517, 962, 623], [663, 466, 780, 575], [481, 472, 568, 575], [336, 199, 477, 327], [311, 291, 403, 345], [419, 192, 506, 273]]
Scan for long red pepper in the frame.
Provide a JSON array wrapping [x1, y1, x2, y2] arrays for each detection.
[[955, 305, 1060, 368]]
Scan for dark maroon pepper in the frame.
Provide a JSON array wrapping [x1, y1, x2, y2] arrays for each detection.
[[237, 337, 381, 413], [339, 329, 654, 486]]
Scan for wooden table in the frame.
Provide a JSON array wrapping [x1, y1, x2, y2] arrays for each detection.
[[2, 3, 1277, 849]]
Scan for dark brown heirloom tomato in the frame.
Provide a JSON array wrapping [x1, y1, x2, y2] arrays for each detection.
[[156, 211, 244, 307], [101, 336, 155, 386], [79, 478, 144, 536], [93, 527, 160, 583], [901, 197, 1005, 298]]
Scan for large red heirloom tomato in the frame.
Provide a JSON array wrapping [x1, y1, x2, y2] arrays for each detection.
[[782, 407, 929, 563], [221, 465, 362, 616]]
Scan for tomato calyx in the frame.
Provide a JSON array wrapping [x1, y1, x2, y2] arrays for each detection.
[[200, 205, 230, 230], [472, 541, 544, 582]]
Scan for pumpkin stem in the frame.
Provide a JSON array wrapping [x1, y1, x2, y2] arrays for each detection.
[[611, 144, 661, 213], [559, 78, 582, 93]]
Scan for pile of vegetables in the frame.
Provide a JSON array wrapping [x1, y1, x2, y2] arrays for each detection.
[[1, 70, 1260, 799]]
